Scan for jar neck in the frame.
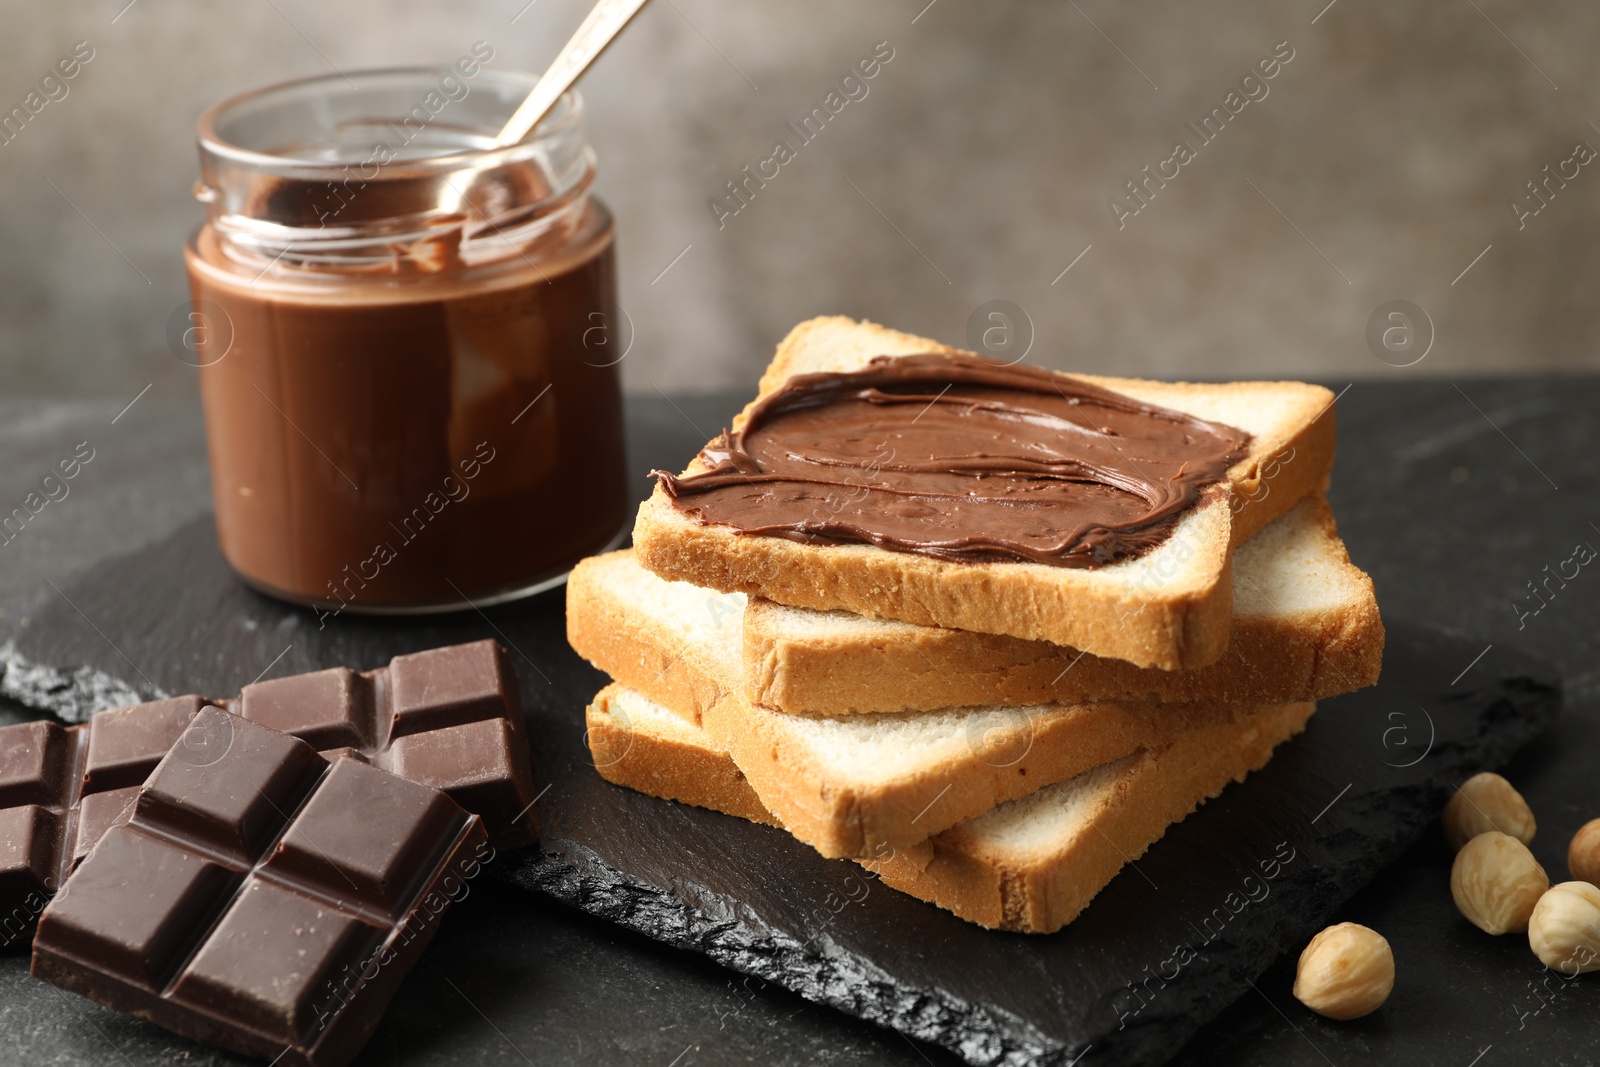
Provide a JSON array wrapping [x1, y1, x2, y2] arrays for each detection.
[[193, 68, 595, 274], [200, 150, 597, 274]]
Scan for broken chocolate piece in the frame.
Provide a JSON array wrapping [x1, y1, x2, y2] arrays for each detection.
[[0, 640, 535, 947], [32, 708, 487, 1067]]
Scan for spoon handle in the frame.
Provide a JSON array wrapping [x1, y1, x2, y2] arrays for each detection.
[[494, 0, 653, 147]]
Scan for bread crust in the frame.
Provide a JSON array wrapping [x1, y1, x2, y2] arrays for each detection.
[[587, 693, 778, 828], [866, 701, 1313, 932], [742, 497, 1383, 715], [569, 550, 1279, 858], [705, 691, 1260, 859], [634, 492, 1236, 671], [633, 316, 1337, 669], [584, 684, 1313, 933], [566, 554, 740, 728]]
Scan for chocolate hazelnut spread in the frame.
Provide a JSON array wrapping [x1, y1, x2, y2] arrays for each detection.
[[186, 68, 629, 612], [657, 353, 1249, 568], [188, 225, 625, 610]]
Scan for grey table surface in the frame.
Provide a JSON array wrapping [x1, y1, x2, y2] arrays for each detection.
[[0, 378, 1597, 1066]]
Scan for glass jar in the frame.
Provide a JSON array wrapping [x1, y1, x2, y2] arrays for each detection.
[[185, 66, 629, 616]]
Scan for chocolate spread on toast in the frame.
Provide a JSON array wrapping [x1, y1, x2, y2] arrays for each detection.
[[656, 353, 1250, 568]]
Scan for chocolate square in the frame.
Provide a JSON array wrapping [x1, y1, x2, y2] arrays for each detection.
[[41, 827, 237, 987], [389, 718, 536, 849], [0, 805, 60, 915], [240, 669, 373, 751], [82, 696, 207, 794], [0, 721, 69, 808], [172, 877, 380, 1045], [266, 758, 462, 915], [135, 707, 324, 863], [387, 640, 512, 737], [72, 788, 140, 867]]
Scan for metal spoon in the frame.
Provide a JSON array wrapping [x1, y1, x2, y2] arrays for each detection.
[[493, 0, 653, 147]]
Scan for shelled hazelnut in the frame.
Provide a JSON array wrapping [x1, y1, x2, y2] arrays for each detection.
[[1451, 831, 1549, 935], [1568, 819, 1600, 885], [1527, 881, 1600, 975], [1293, 923, 1394, 1020], [1442, 773, 1536, 851]]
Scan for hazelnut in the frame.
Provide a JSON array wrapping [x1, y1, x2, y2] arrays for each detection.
[[1569, 819, 1600, 884], [1451, 831, 1549, 935], [1292, 922, 1394, 1020], [1442, 772, 1536, 851], [1528, 881, 1600, 975]]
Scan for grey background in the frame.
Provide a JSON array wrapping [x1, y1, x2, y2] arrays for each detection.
[[2, 0, 1598, 407]]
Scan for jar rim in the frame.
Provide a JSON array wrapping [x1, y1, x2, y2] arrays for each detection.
[[195, 66, 583, 174], [193, 66, 597, 270]]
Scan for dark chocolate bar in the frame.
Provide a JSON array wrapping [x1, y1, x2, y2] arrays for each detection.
[[32, 706, 489, 1067], [227, 639, 538, 850], [0, 696, 204, 947], [0, 639, 534, 947]]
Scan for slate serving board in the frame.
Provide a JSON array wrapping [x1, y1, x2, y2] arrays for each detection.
[[0, 515, 1560, 1067], [512, 625, 1557, 1067]]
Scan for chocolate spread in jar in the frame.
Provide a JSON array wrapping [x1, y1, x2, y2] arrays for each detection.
[[656, 353, 1249, 568], [186, 210, 627, 611]]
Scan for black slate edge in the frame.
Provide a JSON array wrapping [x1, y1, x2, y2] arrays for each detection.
[[1098, 676, 1561, 1066], [509, 842, 1065, 1067], [0, 640, 157, 722]]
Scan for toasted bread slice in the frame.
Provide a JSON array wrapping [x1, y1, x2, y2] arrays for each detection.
[[570, 553, 1274, 858], [744, 496, 1382, 715], [633, 316, 1336, 669], [586, 687, 778, 829], [586, 688, 1314, 933]]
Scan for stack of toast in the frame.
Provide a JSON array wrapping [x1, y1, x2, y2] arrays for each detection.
[[568, 317, 1383, 934]]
